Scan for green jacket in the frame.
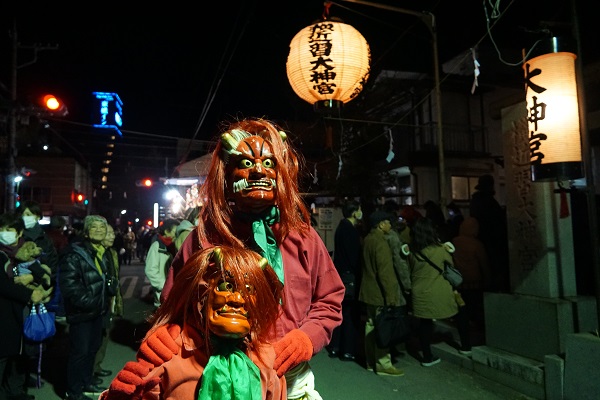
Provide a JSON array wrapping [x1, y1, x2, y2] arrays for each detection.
[[359, 228, 400, 307]]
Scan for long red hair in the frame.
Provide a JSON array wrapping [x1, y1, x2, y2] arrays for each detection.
[[146, 246, 283, 354], [197, 118, 310, 247]]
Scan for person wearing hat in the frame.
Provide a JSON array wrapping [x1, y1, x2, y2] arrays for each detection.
[[469, 174, 509, 292], [359, 210, 405, 376]]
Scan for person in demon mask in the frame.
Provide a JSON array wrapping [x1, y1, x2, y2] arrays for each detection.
[[100, 246, 286, 400]]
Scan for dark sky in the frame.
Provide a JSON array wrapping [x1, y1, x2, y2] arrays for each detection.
[[3, 0, 595, 193]]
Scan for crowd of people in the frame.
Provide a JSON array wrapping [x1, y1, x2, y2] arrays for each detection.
[[1, 116, 509, 399], [326, 173, 508, 378]]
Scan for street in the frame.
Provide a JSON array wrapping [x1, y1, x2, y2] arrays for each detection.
[[30, 260, 535, 400]]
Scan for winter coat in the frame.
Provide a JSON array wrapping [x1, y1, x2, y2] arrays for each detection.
[[59, 242, 111, 324], [385, 229, 411, 306], [144, 238, 174, 307], [409, 243, 458, 319], [452, 217, 491, 290], [360, 228, 401, 307], [0, 251, 34, 358]]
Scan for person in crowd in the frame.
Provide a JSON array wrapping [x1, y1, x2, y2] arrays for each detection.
[[360, 210, 405, 376], [112, 228, 124, 268], [144, 218, 179, 309], [451, 216, 491, 332], [0, 212, 53, 400], [45, 216, 69, 256], [327, 199, 363, 362], [93, 223, 123, 383], [383, 200, 413, 356], [68, 222, 85, 245], [16, 201, 59, 279], [134, 118, 344, 399], [59, 215, 112, 400], [406, 217, 471, 367], [445, 202, 465, 241], [100, 246, 286, 400], [135, 227, 147, 262], [173, 220, 194, 251], [398, 205, 423, 244], [122, 227, 136, 266], [469, 174, 509, 292], [423, 200, 451, 242]]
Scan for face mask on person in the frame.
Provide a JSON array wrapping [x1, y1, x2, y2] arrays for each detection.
[[0, 231, 18, 246], [354, 210, 363, 221], [22, 215, 38, 229]]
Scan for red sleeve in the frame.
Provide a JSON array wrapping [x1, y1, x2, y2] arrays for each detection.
[[161, 231, 200, 303]]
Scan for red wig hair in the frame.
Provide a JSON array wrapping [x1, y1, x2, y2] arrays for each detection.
[[198, 118, 310, 247], [146, 246, 283, 354]]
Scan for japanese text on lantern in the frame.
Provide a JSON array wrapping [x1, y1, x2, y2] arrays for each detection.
[[308, 23, 337, 95], [524, 63, 547, 165]]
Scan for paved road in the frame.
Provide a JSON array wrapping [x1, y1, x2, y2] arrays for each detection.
[[30, 260, 534, 400]]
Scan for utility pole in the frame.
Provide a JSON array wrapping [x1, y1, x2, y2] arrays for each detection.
[[6, 19, 18, 212], [5, 19, 59, 212]]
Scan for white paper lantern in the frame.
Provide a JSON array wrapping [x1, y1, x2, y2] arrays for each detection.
[[287, 19, 371, 111], [524, 37, 583, 181]]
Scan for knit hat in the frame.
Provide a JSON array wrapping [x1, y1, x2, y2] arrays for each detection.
[[176, 220, 195, 237], [369, 210, 393, 228]]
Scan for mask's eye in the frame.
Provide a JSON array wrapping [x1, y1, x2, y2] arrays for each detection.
[[262, 158, 275, 168], [245, 284, 255, 295], [238, 159, 254, 169], [217, 281, 234, 292]]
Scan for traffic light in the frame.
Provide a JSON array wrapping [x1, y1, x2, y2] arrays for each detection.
[[136, 178, 153, 187], [37, 93, 68, 116], [72, 190, 88, 206]]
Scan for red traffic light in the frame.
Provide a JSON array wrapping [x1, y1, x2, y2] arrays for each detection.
[[43, 94, 61, 110], [136, 178, 153, 187], [38, 94, 68, 116]]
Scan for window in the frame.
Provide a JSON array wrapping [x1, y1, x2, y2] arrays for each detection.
[[451, 176, 479, 201]]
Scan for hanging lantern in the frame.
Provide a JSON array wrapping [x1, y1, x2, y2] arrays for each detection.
[[286, 17, 371, 112], [523, 37, 583, 181]]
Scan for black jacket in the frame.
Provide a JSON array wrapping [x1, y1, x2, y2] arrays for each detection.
[[59, 242, 110, 324], [0, 251, 34, 358]]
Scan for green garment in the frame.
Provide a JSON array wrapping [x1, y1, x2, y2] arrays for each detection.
[[198, 337, 261, 400]]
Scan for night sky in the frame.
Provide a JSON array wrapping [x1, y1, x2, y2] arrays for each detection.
[[2, 0, 595, 204]]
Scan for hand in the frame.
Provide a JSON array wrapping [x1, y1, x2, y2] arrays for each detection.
[[137, 324, 181, 368], [273, 329, 313, 377], [104, 361, 160, 400]]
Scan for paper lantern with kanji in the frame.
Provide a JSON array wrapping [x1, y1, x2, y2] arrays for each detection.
[[523, 37, 583, 181], [287, 19, 371, 111]]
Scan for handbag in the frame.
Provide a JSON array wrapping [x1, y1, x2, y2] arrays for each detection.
[[23, 303, 56, 342], [374, 305, 410, 348], [417, 251, 464, 288]]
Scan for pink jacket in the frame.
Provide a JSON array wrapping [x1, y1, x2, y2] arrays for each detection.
[[162, 224, 345, 354]]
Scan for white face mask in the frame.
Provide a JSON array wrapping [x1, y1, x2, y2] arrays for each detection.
[[22, 215, 38, 229], [0, 231, 18, 246], [354, 210, 363, 221]]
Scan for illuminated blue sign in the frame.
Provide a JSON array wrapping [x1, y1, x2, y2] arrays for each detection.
[[92, 92, 123, 136]]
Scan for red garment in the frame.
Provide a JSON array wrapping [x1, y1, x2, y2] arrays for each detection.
[[162, 224, 345, 355], [100, 324, 286, 400], [451, 217, 491, 290]]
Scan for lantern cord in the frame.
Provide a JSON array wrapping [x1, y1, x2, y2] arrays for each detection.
[[323, 2, 332, 20]]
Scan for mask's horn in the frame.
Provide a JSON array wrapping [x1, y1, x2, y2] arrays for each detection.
[[259, 257, 269, 270]]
